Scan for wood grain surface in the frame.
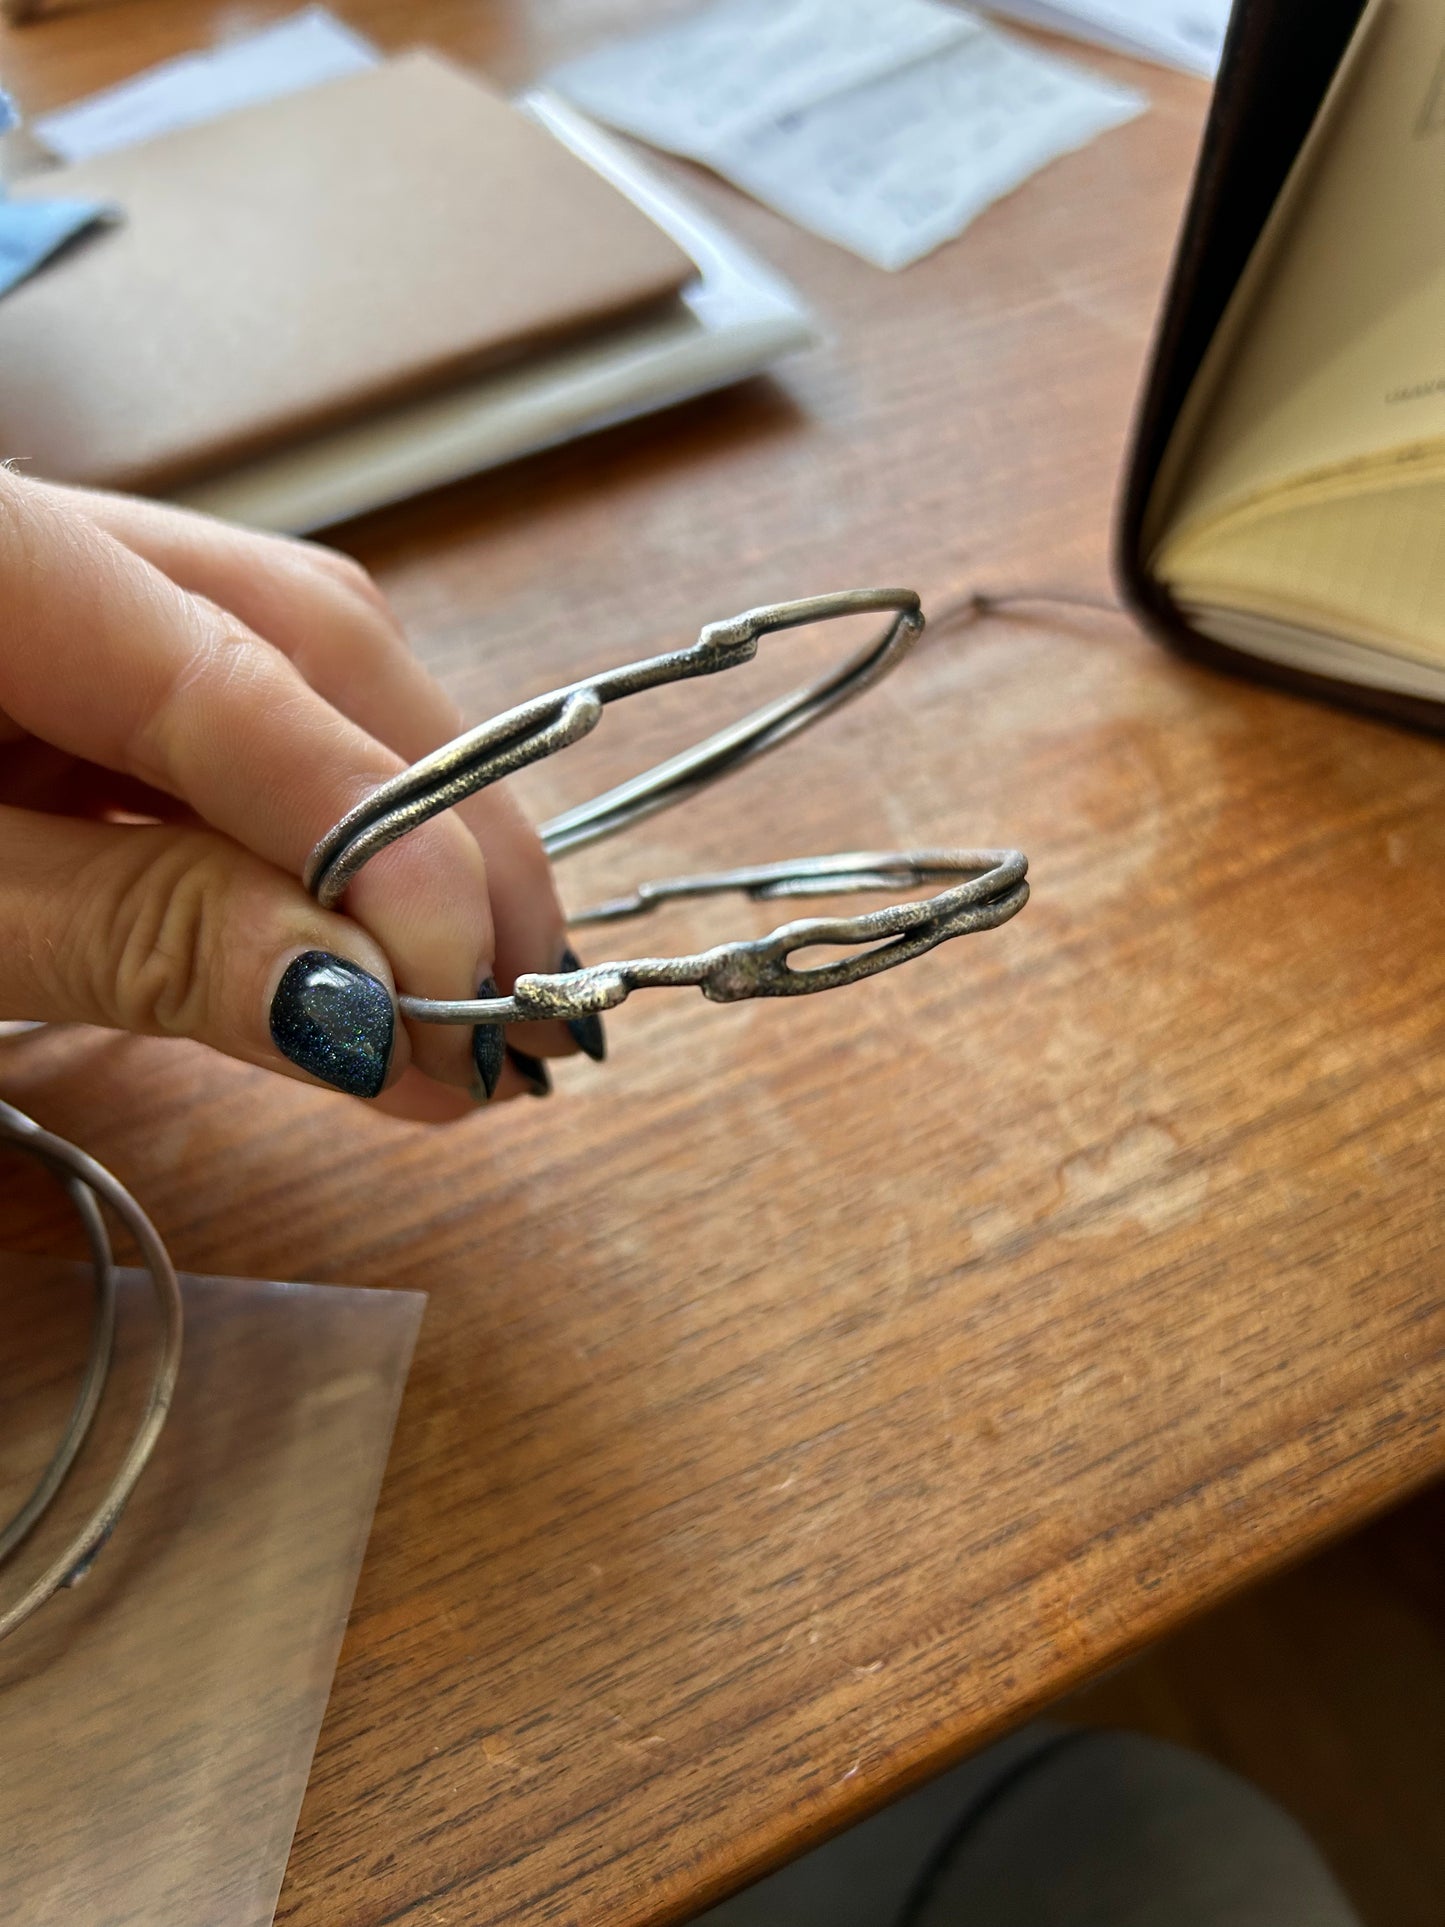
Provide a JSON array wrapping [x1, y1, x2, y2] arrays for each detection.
[[2, 7, 1443, 1927]]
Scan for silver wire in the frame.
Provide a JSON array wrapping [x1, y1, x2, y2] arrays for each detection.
[[305, 589, 923, 905], [307, 587, 1031, 1024], [399, 851, 1028, 1025], [0, 581, 1095, 1638], [0, 1169, 116, 1567], [0, 1099, 183, 1645]]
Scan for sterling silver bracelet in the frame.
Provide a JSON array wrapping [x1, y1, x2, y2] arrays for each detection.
[[306, 589, 1029, 1023], [3, 584, 1046, 1640], [0, 1098, 182, 1645]]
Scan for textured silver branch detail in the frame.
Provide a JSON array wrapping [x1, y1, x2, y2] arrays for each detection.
[[306, 588, 1030, 1023], [305, 589, 924, 905], [398, 852, 1027, 1024]]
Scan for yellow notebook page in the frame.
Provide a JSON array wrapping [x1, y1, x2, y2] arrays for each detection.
[[1162, 461, 1445, 665], [1148, 0, 1445, 622]]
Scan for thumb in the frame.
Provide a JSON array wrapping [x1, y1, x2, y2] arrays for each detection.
[[0, 804, 411, 1099]]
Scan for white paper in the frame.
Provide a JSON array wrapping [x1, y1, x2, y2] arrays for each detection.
[[551, 0, 1146, 269], [33, 7, 380, 163], [981, 0, 1231, 77], [550, 0, 982, 158], [712, 32, 1145, 270]]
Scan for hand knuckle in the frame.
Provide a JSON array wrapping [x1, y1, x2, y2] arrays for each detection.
[[129, 598, 269, 792], [102, 831, 229, 1037], [285, 556, 417, 698], [308, 545, 400, 627]]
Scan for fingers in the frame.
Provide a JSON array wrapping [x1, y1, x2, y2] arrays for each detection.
[[0, 736, 189, 822], [369, 1054, 543, 1121], [0, 471, 490, 1096], [0, 804, 423, 1101], [36, 482, 583, 1062]]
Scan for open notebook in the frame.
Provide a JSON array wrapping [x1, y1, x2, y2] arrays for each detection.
[[1120, 0, 1445, 726], [0, 52, 814, 532]]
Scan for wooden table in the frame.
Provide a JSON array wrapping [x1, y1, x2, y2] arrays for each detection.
[[3, 7, 1444, 1925]]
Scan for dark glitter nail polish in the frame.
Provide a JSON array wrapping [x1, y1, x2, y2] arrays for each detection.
[[558, 944, 607, 1062], [506, 1045, 552, 1098], [472, 976, 505, 1102], [269, 951, 394, 1098]]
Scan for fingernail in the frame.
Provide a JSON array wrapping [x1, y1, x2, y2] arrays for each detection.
[[471, 975, 505, 1102], [506, 1044, 552, 1098], [269, 950, 394, 1098], [559, 944, 607, 1062]]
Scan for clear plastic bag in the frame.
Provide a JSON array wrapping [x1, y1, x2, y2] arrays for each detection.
[[0, 1256, 423, 1927]]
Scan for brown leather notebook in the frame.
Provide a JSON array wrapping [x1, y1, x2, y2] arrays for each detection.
[[0, 51, 692, 493], [1117, 0, 1445, 732]]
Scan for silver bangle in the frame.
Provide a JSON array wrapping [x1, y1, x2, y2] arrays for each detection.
[[0, 1097, 183, 1645], [1, 587, 1032, 1637], [399, 851, 1028, 1025], [306, 589, 1029, 1017]]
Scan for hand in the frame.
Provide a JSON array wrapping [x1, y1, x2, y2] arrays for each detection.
[[0, 467, 586, 1119]]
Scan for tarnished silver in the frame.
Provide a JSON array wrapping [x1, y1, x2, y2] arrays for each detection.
[[0, 1097, 183, 1645], [306, 588, 1029, 1026], [400, 852, 1027, 1025], [4, 581, 1100, 1639], [306, 589, 923, 903]]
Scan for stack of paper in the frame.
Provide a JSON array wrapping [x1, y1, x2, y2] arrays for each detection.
[[2, 10, 372, 300], [549, 0, 1146, 269], [981, 0, 1232, 78], [32, 6, 377, 162], [8, 8, 816, 531]]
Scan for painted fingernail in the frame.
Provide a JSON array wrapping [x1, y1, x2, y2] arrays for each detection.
[[269, 951, 394, 1098], [506, 1044, 552, 1098], [559, 944, 607, 1062], [471, 976, 506, 1102]]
